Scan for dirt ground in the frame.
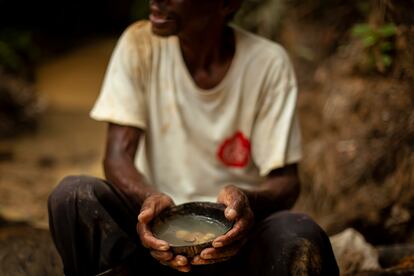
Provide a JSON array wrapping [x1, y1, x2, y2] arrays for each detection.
[[0, 38, 116, 275]]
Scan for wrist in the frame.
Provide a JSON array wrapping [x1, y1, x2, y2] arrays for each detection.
[[136, 187, 161, 205]]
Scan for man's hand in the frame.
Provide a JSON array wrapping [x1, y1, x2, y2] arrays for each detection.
[[192, 185, 254, 265], [137, 193, 191, 272]]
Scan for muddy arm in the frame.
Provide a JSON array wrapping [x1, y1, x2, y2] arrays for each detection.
[[242, 163, 300, 221], [103, 123, 157, 211]]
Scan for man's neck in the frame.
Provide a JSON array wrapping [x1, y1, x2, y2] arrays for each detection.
[[178, 25, 236, 90]]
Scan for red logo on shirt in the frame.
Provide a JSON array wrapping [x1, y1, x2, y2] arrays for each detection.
[[217, 131, 251, 168]]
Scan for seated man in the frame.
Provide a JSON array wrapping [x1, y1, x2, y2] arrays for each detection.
[[48, 0, 339, 275]]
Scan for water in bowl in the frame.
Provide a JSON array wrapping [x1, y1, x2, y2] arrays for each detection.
[[154, 215, 228, 246]]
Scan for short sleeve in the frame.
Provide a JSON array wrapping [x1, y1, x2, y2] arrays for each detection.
[[251, 49, 302, 176], [90, 22, 152, 129]]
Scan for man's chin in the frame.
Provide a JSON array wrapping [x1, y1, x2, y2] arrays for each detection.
[[151, 26, 176, 37]]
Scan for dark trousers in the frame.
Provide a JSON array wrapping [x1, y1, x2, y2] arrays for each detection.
[[48, 176, 339, 276]]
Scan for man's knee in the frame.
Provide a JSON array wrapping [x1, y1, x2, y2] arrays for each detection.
[[254, 211, 339, 275], [263, 211, 324, 240], [287, 237, 324, 276], [48, 175, 105, 215], [262, 211, 333, 254]]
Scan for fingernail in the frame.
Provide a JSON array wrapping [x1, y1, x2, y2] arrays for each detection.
[[138, 213, 146, 222], [213, 241, 223, 248], [160, 245, 169, 251], [202, 254, 212, 259]]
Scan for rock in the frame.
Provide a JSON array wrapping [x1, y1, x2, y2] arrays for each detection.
[[330, 228, 380, 274]]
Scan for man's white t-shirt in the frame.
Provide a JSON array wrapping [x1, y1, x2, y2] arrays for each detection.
[[91, 21, 302, 204]]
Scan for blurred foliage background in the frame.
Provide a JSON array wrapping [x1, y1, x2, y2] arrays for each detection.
[[0, 0, 150, 74], [0, 0, 150, 137]]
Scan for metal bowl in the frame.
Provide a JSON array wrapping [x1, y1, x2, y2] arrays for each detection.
[[151, 202, 233, 258]]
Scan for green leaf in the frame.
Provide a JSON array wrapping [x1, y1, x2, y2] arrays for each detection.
[[14, 32, 32, 49], [378, 24, 397, 37], [362, 35, 377, 47], [352, 24, 372, 37], [356, 2, 371, 14], [0, 30, 39, 65], [382, 55, 393, 67], [380, 41, 393, 52], [0, 41, 22, 71]]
